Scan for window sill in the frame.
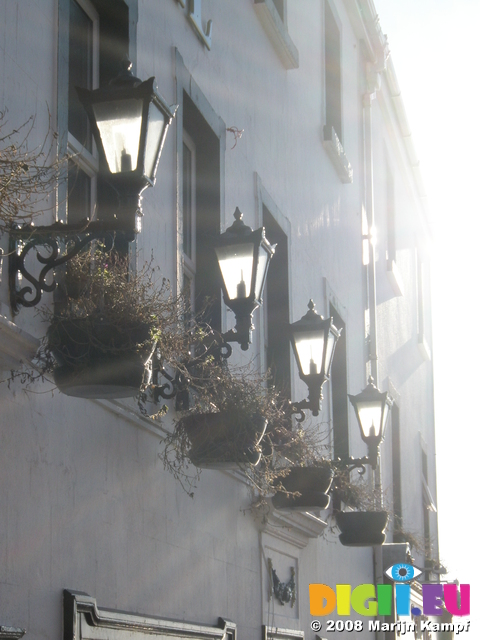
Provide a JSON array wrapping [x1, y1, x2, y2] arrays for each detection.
[[418, 335, 432, 362], [254, 0, 299, 70], [0, 627, 26, 640], [387, 257, 404, 297], [323, 125, 353, 184]]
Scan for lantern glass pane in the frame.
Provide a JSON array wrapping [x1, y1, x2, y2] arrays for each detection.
[[254, 244, 269, 301], [215, 242, 254, 300], [357, 401, 383, 439], [294, 330, 325, 376], [144, 101, 166, 179], [93, 98, 143, 173], [324, 330, 336, 376]]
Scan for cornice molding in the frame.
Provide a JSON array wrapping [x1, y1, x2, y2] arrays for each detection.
[[257, 500, 328, 549], [64, 590, 236, 640]]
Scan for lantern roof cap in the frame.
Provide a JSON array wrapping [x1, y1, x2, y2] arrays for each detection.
[[348, 376, 393, 405], [109, 57, 143, 89], [290, 299, 339, 333], [223, 207, 254, 238]]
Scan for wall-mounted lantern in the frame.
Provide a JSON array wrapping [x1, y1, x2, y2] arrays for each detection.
[[214, 207, 275, 351], [9, 59, 177, 312], [289, 300, 341, 417], [348, 377, 393, 470], [76, 58, 177, 236]]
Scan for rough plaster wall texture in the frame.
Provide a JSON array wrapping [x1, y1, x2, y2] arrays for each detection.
[[0, 376, 268, 627], [0, 0, 58, 320]]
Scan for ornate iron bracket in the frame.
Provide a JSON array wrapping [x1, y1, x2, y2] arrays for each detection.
[[285, 393, 324, 423], [149, 331, 233, 409], [8, 220, 131, 314], [151, 352, 191, 405], [285, 398, 310, 423], [342, 456, 370, 476], [268, 559, 296, 608]]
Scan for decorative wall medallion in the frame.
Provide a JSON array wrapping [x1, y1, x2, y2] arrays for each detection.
[[268, 558, 296, 607]]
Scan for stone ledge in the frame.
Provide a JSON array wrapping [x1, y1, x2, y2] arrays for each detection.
[[257, 499, 328, 549], [0, 627, 26, 640], [323, 125, 353, 184]]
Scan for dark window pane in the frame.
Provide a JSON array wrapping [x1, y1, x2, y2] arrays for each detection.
[[69, 0, 93, 150], [183, 142, 193, 260], [183, 92, 221, 331], [264, 206, 290, 398], [68, 160, 91, 223], [325, 1, 342, 143], [330, 306, 348, 460]]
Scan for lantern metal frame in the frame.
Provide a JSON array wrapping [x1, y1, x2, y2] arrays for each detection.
[[214, 208, 276, 351], [288, 300, 341, 419], [8, 60, 177, 313]]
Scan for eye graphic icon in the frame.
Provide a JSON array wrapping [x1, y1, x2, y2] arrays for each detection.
[[384, 563, 423, 582]]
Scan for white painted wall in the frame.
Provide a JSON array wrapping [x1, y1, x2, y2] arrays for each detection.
[[0, 2, 436, 639]]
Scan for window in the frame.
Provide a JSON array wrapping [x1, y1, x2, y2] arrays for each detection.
[[329, 305, 348, 461], [391, 404, 403, 540], [385, 158, 404, 295], [253, 0, 299, 69], [58, 0, 133, 226], [420, 443, 437, 577], [416, 250, 432, 361], [322, 1, 352, 183], [324, 0, 341, 145], [263, 205, 291, 398], [182, 130, 196, 311], [67, 0, 99, 223], [181, 90, 222, 330], [386, 161, 395, 265]]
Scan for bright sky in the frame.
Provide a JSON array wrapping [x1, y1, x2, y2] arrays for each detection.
[[374, 0, 479, 611]]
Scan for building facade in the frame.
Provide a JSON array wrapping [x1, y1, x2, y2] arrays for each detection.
[[0, 1, 439, 639]]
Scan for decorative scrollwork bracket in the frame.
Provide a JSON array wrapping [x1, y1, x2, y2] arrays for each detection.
[[8, 220, 130, 314]]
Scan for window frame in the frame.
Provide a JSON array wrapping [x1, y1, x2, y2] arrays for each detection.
[[255, 173, 292, 394], [182, 129, 197, 313], [182, 128, 197, 289], [66, 0, 100, 223], [416, 249, 432, 361], [324, 0, 342, 144], [322, 0, 353, 183], [57, 0, 137, 224], [253, 0, 299, 69], [385, 153, 404, 295], [175, 50, 226, 330]]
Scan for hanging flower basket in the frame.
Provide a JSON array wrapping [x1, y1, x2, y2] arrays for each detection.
[[335, 511, 389, 547], [48, 317, 155, 399], [179, 410, 268, 470], [272, 465, 334, 511]]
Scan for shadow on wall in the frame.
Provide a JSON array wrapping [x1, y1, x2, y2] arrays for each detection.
[[386, 336, 426, 387]]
